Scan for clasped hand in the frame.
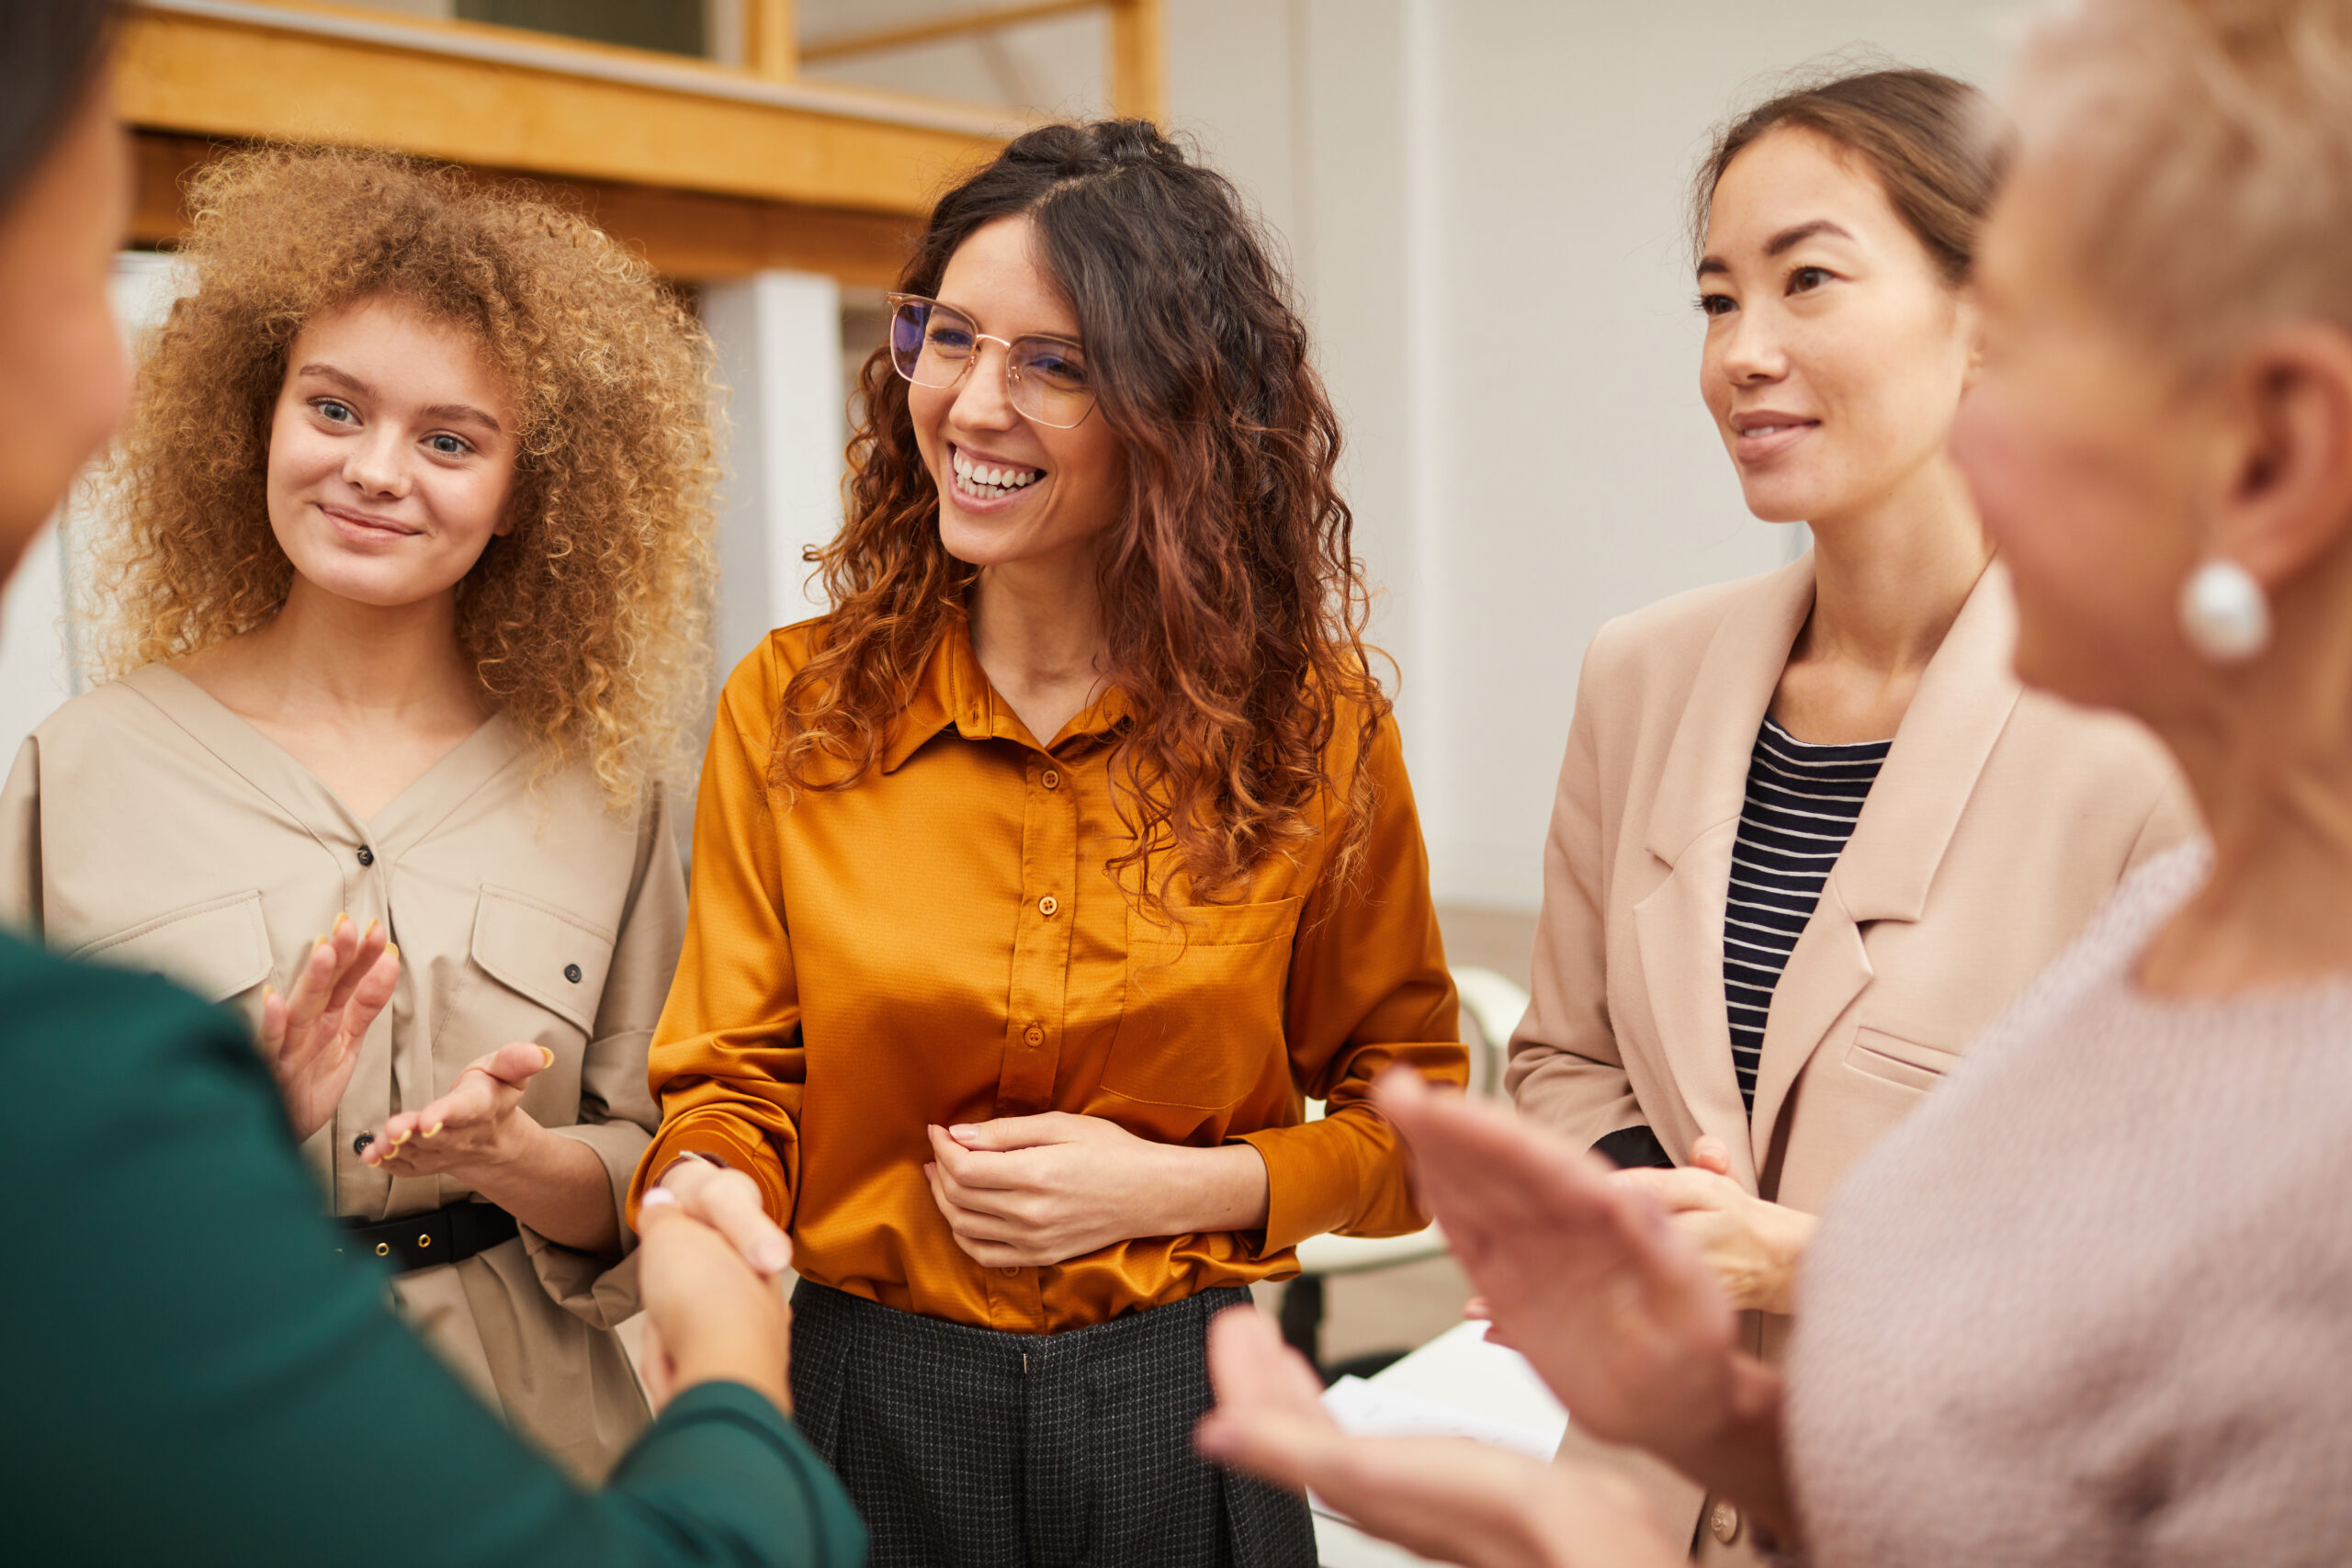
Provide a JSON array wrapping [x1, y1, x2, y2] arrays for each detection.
[[923, 1112, 1183, 1269], [1614, 1135, 1818, 1315]]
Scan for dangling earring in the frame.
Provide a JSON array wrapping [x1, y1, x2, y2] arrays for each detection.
[[2178, 558, 2271, 663]]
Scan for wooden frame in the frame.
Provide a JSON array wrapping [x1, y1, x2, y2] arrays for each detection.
[[798, 0, 1166, 122], [128, 129, 921, 286], [120, 2, 1010, 215]]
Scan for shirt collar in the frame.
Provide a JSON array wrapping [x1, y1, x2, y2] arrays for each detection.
[[877, 617, 1131, 773]]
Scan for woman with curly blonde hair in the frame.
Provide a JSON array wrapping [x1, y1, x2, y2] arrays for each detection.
[[0, 144, 717, 1478], [629, 118, 1466, 1566]]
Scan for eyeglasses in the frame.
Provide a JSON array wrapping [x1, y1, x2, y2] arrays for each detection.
[[886, 292, 1098, 429]]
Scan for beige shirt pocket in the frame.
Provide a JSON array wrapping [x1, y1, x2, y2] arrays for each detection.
[[1843, 1028, 1963, 1094], [1103, 895, 1303, 1111], [72, 890, 273, 1009]]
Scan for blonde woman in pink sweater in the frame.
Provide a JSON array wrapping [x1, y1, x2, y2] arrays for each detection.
[[1197, 3, 2352, 1564]]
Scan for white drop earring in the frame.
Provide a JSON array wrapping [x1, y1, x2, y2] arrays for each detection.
[[2178, 558, 2271, 663]]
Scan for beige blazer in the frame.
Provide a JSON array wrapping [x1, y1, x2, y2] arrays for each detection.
[[0, 664, 685, 1478], [1508, 557, 2193, 1556]]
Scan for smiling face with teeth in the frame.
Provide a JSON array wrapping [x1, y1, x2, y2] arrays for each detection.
[[910, 215, 1129, 584], [1695, 127, 1981, 534]]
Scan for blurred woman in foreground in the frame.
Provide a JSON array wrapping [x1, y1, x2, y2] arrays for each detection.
[[0, 5, 859, 1563], [1203, 1, 2352, 1562]]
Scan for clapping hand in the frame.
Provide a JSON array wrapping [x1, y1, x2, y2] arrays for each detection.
[[1367, 1069, 1789, 1524], [1194, 1306, 1681, 1568], [261, 914, 398, 1141], [360, 1041, 555, 1179]]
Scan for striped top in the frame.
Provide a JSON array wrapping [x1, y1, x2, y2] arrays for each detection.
[[1724, 716, 1891, 1111]]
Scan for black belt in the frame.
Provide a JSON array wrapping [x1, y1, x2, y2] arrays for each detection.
[[337, 1201, 519, 1273]]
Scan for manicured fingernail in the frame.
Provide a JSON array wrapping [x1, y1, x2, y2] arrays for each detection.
[[539, 1047, 556, 1069], [423, 1122, 444, 1139], [755, 1238, 789, 1273], [949, 1124, 978, 1139], [390, 1129, 410, 1147], [384, 942, 400, 960], [640, 1187, 679, 1211]]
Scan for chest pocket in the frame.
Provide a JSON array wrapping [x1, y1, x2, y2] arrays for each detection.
[[1101, 895, 1303, 1111], [469, 885, 616, 1037], [74, 889, 273, 1006], [1843, 1027, 1962, 1094]]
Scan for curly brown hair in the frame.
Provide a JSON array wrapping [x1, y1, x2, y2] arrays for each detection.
[[780, 120, 1386, 911], [87, 144, 718, 807]]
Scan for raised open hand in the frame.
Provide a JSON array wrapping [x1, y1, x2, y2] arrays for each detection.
[[1368, 1069, 1784, 1495], [1194, 1306, 1680, 1568], [261, 914, 398, 1141]]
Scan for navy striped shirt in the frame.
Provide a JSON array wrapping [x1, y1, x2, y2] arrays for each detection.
[[1724, 716, 1890, 1111]]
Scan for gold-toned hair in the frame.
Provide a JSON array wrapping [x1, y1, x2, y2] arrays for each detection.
[[87, 144, 718, 807], [2009, 0, 2352, 368]]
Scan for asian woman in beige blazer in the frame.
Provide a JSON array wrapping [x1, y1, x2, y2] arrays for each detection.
[[0, 148, 718, 1479], [1504, 69, 2193, 1560]]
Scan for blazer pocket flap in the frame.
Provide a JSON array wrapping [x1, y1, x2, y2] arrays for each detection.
[[1132, 895, 1304, 952], [1845, 1028, 1962, 1092], [74, 890, 272, 1005], [470, 885, 616, 1034]]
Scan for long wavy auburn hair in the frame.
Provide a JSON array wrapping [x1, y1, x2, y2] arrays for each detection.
[[87, 145, 718, 808], [780, 119, 1387, 913]]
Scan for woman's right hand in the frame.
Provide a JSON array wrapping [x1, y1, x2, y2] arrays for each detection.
[[1198, 1306, 1682, 1568], [634, 1187, 792, 1416], [260, 914, 399, 1142]]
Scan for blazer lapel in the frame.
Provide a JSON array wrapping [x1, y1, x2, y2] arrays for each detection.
[[1747, 563, 2024, 1155], [1633, 558, 1815, 1190]]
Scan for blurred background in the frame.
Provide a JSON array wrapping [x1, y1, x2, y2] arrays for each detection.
[[0, 0, 2018, 1367]]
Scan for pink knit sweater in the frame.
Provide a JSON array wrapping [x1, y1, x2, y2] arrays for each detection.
[[1787, 843, 2352, 1566]]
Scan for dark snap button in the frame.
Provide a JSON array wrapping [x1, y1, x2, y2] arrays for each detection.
[[352, 1132, 374, 1156], [356, 845, 375, 866], [563, 963, 582, 983]]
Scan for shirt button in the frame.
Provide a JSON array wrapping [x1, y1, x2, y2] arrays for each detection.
[[563, 963, 582, 983], [1037, 895, 1058, 918], [1710, 1502, 1740, 1545], [1041, 769, 1060, 789], [999, 1266, 1019, 1278], [352, 1132, 374, 1156], [356, 845, 375, 866], [1023, 1023, 1045, 1046]]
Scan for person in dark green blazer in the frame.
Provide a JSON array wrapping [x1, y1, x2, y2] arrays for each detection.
[[0, 7, 865, 1564]]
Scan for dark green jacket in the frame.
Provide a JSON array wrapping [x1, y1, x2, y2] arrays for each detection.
[[0, 931, 865, 1567]]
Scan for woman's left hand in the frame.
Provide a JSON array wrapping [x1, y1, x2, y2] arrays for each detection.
[[1613, 1136, 1816, 1315], [361, 1041, 556, 1180], [924, 1113, 1264, 1268]]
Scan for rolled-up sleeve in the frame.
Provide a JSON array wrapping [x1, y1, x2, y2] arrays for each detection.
[[628, 644, 805, 1228], [1236, 713, 1467, 1253]]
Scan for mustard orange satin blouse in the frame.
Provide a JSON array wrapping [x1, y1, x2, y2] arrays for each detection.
[[629, 617, 1465, 1333]]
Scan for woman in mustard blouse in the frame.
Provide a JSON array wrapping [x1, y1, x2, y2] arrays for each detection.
[[630, 120, 1466, 1565]]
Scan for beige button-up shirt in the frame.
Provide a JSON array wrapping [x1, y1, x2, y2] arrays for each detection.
[[0, 664, 685, 1477]]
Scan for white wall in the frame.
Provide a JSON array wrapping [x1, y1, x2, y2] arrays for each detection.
[[702, 271, 846, 675], [0, 253, 187, 770], [1168, 0, 2018, 909]]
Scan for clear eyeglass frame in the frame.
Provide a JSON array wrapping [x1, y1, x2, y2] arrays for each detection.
[[885, 291, 1098, 430]]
